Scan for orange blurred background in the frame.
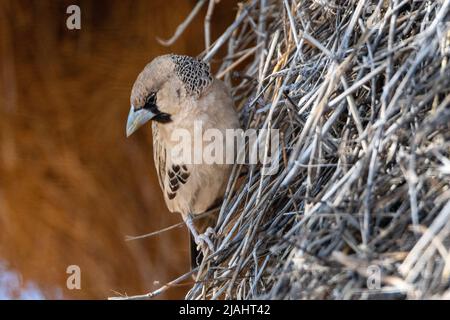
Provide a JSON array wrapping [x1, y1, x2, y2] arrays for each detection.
[[0, 0, 235, 299]]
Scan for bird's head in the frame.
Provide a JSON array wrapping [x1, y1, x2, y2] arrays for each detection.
[[126, 55, 176, 137], [126, 54, 213, 137]]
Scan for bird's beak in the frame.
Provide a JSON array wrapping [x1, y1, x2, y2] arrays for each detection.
[[126, 105, 156, 137]]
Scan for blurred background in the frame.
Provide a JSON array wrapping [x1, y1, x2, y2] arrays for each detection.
[[0, 0, 235, 299]]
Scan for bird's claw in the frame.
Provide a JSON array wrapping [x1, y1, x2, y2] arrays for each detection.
[[196, 227, 215, 252]]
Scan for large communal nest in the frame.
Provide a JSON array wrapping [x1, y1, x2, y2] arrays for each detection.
[[127, 0, 450, 300]]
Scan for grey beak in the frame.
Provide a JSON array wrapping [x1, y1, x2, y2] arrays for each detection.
[[126, 105, 156, 137]]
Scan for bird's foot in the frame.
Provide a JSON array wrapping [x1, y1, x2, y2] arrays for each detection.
[[196, 227, 215, 253]]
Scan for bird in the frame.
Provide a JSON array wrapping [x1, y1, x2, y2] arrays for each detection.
[[126, 54, 241, 268]]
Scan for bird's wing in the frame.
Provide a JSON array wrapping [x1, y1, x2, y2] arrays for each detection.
[[152, 123, 190, 202], [166, 164, 190, 200], [152, 123, 167, 193]]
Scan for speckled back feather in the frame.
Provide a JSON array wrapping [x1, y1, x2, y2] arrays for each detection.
[[170, 55, 213, 97]]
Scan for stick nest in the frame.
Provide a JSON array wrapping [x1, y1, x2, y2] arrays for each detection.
[[186, 0, 450, 299]]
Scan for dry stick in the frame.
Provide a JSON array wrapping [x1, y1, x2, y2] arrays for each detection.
[[407, 139, 419, 228], [258, 29, 280, 94], [216, 43, 262, 79], [337, 0, 365, 58], [256, 0, 268, 88], [283, 0, 300, 50], [328, 62, 387, 108], [204, 0, 216, 51], [157, 0, 207, 46], [125, 207, 219, 241], [108, 268, 198, 300], [125, 221, 185, 241], [400, 201, 450, 280], [203, 1, 255, 62], [304, 122, 319, 216], [340, 76, 368, 153], [406, 222, 450, 285]]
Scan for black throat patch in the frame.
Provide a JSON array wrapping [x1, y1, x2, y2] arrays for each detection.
[[141, 93, 172, 124], [148, 105, 171, 123], [153, 111, 172, 123]]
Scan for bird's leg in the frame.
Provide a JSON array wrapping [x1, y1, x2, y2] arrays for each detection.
[[185, 214, 215, 253]]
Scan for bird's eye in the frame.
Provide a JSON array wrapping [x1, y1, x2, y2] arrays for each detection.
[[144, 92, 157, 110]]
